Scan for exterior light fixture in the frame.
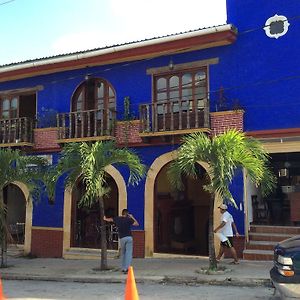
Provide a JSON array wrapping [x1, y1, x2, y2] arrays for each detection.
[[168, 59, 174, 70]]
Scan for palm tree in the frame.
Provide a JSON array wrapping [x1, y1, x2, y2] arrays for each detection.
[[0, 148, 48, 268], [168, 129, 276, 270], [57, 141, 145, 270]]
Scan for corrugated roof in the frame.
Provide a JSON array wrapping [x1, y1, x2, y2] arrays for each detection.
[[0, 24, 228, 68]]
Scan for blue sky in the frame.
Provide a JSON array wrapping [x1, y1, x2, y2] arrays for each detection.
[[0, 0, 227, 65]]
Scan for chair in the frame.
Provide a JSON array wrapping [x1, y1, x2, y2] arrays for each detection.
[[9, 223, 25, 244]]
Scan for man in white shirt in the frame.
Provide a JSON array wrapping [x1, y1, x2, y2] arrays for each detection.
[[214, 204, 240, 264]]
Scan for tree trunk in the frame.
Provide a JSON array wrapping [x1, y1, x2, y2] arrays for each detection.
[[98, 196, 108, 270], [208, 193, 217, 270]]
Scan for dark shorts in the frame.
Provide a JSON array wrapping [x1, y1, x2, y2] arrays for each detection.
[[220, 237, 234, 248]]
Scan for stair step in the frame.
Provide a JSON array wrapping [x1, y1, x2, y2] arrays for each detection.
[[250, 225, 300, 235], [64, 248, 119, 260], [246, 240, 277, 251], [249, 232, 293, 242], [243, 249, 274, 261]]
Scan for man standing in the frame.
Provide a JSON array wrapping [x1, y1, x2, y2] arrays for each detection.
[[104, 209, 139, 274], [214, 204, 240, 264]]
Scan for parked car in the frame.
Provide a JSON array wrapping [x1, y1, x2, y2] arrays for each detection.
[[270, 235, 300, 299]]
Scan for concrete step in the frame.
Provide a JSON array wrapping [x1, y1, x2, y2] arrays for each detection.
[[7, 244, 24, 257], [250, 225, 300, 235], [64, 247, 119, 260], [243, 249, 274, 261], [248, 232, 293, 242], [246, 240, 277, 251]]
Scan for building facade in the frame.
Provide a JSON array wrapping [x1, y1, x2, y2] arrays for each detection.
[[2, 0, 300, 260]]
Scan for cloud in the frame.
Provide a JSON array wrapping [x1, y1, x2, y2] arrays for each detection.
[[51, 0, 226, 55]]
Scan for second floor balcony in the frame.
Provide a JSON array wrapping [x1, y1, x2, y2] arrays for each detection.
[[57, 108, 116, 143], [0, 117, 35, 147], [139, 98, 210, 138]]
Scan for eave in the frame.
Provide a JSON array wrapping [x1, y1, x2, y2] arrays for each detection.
[[0, 24, 237, 82]]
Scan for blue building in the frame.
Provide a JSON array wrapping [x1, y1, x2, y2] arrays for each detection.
[[2, 0, 300, 260]]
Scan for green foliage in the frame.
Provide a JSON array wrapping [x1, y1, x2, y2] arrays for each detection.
[[58, 140, 146, 208], [169, 129, 276, 207]]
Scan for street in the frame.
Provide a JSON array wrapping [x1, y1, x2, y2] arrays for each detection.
[[2, 280, 280, 300]]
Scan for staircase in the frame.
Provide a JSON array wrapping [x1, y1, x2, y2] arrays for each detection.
[[243, 225, 300, 260], [64, 247, 119, 260]]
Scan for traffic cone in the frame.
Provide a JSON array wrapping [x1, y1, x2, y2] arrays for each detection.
[[0, 278, 6, 300], [124, 266, 139, 300]]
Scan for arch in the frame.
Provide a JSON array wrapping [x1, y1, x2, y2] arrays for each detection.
[[62, 165, 127, 255], [71, 77, 116, 112], [144, 151, 221, 257], [10, 181, 33, 254]]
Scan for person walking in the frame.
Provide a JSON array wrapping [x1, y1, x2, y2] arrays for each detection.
[[213, 204, 240, 264], [104, 209, 139, 274]]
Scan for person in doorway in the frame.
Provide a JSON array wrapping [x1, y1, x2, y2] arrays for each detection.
[[213, 204, 240, 264], [104, 209, 139, 274]]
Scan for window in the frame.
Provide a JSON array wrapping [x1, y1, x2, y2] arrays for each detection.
[[154, 68, 207, 114], [72, 78, 116, 113], [0, 93, 36, 120], [264, 14, 290, 39]]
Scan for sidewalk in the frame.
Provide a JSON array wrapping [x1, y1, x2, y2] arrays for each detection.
[[0, 256, 273, 287]]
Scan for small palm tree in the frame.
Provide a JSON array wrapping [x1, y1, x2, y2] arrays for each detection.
[[57, 141, 145, 270], [168, 129, 276, 270], [0, 148, 48, 268]]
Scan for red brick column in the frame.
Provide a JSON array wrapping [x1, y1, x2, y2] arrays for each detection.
[[115, 120, 142, 145], [33, 128, 60, 151], [132, 230, 145, 258], [210, 110, 244, 135], [31, 228, 63, 258]]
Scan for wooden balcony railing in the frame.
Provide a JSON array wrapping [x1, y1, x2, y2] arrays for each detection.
[[57, 108, 116, 142], [0, 117, 35, 146], [139, 98, 210, 134]]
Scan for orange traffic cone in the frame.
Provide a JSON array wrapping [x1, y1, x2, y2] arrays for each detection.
[[124, 266, 139, 300], [0, 278, 6, 300]]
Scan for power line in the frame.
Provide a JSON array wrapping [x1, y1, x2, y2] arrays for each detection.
[[0, 0, 15, 6]]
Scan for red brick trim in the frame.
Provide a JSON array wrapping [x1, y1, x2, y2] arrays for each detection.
[[210, 110, 244, 135], [132, 230, 145, 258], [247, 128, 300, 138], [115, 121, 143, 145], [33, 128, 61, 151], [31, 228, 63, 258]]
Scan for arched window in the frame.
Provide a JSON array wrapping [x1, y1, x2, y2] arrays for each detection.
[[72, 78, 116, 113]]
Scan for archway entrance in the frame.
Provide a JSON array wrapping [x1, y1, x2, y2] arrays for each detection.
[[154, 162, 210, 255], [70, 174, 118, 249], [4, 184, 26, 245]]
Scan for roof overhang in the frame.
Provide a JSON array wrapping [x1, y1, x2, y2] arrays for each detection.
[[0, 24, 237, 82]]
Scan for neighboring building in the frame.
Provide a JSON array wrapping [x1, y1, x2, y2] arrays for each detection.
[[2, 0, 300, 260]]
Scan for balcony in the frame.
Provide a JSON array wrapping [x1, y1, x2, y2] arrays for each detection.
[[0, 117, 35, 147], [139, 98, 210, 139], [57, 109, 116, 143]]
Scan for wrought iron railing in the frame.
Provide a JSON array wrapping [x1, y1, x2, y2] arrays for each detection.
[[139, 98, 209, 133], [57, 108, 116, 140], [0, 117, 35, 144]]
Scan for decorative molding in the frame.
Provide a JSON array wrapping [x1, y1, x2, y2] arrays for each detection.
[[264, 14, 290, 39], [147, 58, 219, 75]]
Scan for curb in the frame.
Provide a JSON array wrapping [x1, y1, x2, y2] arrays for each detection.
[[1, 273, 272, 287]]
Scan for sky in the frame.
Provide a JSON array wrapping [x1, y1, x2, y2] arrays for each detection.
[[0, 0, 227, 66]]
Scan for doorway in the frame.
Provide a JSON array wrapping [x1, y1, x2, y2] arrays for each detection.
[[4, 184, 26, 245], [154, 162, 210, 255], [70, 174, 118, 249]]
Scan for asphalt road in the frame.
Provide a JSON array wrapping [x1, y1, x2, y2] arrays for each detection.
[[3, 280, 280, 300]]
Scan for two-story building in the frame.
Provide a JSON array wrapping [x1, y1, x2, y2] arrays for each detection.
[[2, 0, 300, 260]]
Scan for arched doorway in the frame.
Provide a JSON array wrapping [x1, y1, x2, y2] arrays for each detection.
[[4, 184, 26, 245], [70, 174, 118, 249], [154, 162, 210, 255]]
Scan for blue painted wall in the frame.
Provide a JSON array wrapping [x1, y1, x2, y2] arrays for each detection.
[[2, 0, 297, 234]]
